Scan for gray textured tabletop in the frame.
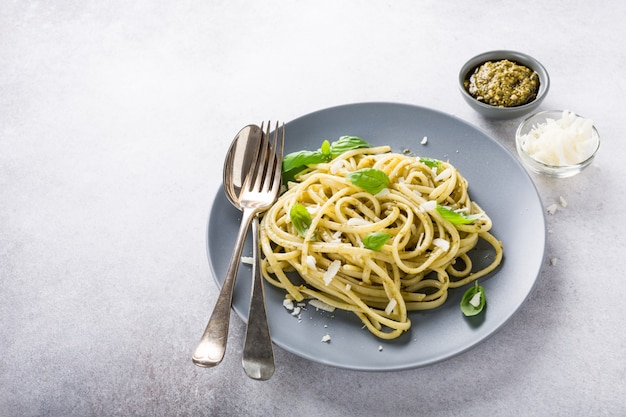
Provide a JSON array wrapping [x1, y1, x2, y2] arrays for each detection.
[[1, 1, 624, 416]]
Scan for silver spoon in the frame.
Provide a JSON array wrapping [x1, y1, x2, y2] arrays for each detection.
[[192, 125, 262, 367]]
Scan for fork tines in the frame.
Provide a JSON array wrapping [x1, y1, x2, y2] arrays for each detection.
[[260, 121, 285, 193]]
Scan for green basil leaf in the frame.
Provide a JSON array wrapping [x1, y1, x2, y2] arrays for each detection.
[[289, 203, 312, 238], [363, 232, 392, 251], [321, 139, 331, 157], [281, 136, 371, 180], [330, 136, 372, 157], [419, 156, 442, 170], [460, 281, 486, 316], [282, 166, 306, 184], [282, 149, 329, 173], [436, 205, 480, 225], [347, 168, 390, 194]]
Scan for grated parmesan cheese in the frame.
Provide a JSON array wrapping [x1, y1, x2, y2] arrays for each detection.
[[384, 298, 397, 315], [375, 188, 390, 198], [469, 292, 481, 308], [309, 299, 336, 312], [347, 218, 372, 226], [321, 334, 331, 343], [559, 196, 568, 207], [421, 136, 428, 145], [433, 238, 450, 252], [546, 204, 558, 214], [519, 110, 597, 166], [421, 200, 437, 212], [416, 233, 425, 249], [306, 255, 317, 271], [283, 298, 294, 311], [240, 256, 254, 265], [434, 167, 452, 182], [323, 260, 341, 286], [330, 159, 343, 174]]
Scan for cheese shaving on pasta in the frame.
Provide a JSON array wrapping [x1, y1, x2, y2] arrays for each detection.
[[259, 144, 503, 339]]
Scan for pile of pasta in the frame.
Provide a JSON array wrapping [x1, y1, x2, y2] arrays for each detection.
[[259, 145, 503, 339]]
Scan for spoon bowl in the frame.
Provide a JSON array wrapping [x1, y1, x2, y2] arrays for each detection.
[[223, 125, 263, 207]]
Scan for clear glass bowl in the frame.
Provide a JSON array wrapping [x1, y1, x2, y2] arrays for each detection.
[[515, 110, 600, 178]]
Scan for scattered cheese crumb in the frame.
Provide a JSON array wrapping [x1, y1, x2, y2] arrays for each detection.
[[550, 258, 558, 266], [469, 292, 482, 308], [240, 256, 254, 265], [321, 334, 331, 343], [433, 238, 450, 252], [291, 306, 301, 316], [309, 299, 336, 312], [375, 188, 390, 198], [546, 204, 558, 214], [323, 260, 341, 286], [347, 218, 372, 226], [283, 298, 294, 311], [384, 299, 397, 315], [421, 136, 428, 145], [421, 200, 437, 212], [417, 233, 425, 248], [330, 159, 343, 175], [378, 345, 384, 352], [345, 284, 352, 291], [559, 196, 568, 207], [434, 167, 452, 182], [306, 255, 317, 270]]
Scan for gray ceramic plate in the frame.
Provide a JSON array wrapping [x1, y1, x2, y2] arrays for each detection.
[[207, 102, 545, 371]]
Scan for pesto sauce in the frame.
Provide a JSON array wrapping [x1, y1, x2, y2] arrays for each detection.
[[464, 59, 539, 107]]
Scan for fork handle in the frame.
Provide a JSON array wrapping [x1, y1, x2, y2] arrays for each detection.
[[242, 216, 275, 380], [192, 207, 255, 367]]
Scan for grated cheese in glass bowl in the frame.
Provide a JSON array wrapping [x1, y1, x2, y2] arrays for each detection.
[[515, 110, 600, 178]]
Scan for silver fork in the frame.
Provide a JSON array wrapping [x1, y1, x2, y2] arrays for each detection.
[[242, 122, 284, 380], [192, 121, 284, 368]]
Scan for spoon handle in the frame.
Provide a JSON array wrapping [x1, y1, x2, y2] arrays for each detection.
[[192, 207, 255, 367], [242, 216, 275, 380]]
